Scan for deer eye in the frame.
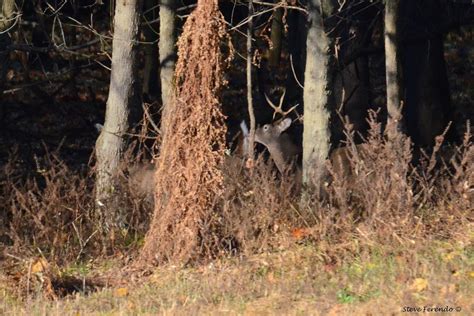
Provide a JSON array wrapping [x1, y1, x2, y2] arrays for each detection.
[[263, 125, 269, 131]]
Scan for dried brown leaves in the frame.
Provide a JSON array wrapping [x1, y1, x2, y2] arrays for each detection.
[[139, 0, 233, 265]]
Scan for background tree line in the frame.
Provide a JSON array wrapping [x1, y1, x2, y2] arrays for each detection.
[[0, 0, 472, 264]]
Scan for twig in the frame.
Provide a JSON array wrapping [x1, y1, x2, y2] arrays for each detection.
[[290, 54, 304, 89], [143, 103, 161, 135]]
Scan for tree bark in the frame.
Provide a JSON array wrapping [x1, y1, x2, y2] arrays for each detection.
[[95, 0, 143, 228], [158, 0, 176, 132], [0, 0, 16, 31], [268, 6, 283, 68], [302, 0, 336, 187], [246, 0, 256, 159], [384, 0, 403, 136], [0, 0, 17, 91]]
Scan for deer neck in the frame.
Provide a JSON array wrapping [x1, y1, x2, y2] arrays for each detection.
[[266, 134, 299, 174]]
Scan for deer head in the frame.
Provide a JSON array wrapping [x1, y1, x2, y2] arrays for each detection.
[[254, 118, 300, 174]]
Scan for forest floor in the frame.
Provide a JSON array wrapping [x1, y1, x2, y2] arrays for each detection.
[[1, 239, 473, 315]]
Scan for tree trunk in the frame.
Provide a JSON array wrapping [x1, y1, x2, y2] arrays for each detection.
[[142, 0, 160, 102], [384, 0, 403, 136], [159, 0, 176, 132], [268, 6, 283, 68], [400, 0, 454, 146], [302, 0, 335, 188], [246, 0, 256, 159], [95, 0, 143, 228], [0, 0, 16, 31], [0, 0, 17, 91]]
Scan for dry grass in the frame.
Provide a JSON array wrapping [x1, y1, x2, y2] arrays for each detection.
[[294, 115, 473, 256], [1, 240, 473, 315], [0, 145, 152, 264], [219, 156, 297, 255], [1, 149, 96, 262]]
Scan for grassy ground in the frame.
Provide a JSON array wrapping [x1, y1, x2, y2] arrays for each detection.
[[1, 239, 473, 315]]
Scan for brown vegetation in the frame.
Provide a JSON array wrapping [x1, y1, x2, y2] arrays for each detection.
[[0, 117, 472, 300], [137, 0, 234, 265]]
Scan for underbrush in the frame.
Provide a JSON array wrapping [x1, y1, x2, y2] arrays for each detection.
[[300, 118, 473, 251], [0, 121, 472, 305], [0, 146, 152, 264]]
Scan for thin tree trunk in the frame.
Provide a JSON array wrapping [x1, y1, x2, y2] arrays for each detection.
[[384, 0, 402, 136], [95, 0, 143, 228], [246, 0, 256, 159], [302, 0, 335, 188], [268, 6, 283, 68], [0, 0, 16, 31], [0, 0, 17, 91], [159, 0, 176, 132]]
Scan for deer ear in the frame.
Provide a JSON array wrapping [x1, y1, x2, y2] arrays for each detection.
[[277, 118, 292, 132]]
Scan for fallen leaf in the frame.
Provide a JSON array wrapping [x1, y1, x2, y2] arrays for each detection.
[[267, 271, 275, 283], [410, 278, 428, 292], [114, 287, 129, 297], [291, 227, 311, 240], [31, 258, 49, 274], [442, 252, 455, 262]]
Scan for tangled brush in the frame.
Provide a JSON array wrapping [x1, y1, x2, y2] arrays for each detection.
[[139, 0, 233, 265]]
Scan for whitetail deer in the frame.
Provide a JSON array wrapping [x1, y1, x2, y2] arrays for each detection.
[[255, 90, 369, 184], [127, 125, 251, 203], [128, 161, 155, 202], [254, 90, 301, 174], [127, 88, 366, 201], [253, 117, 369, 182]]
